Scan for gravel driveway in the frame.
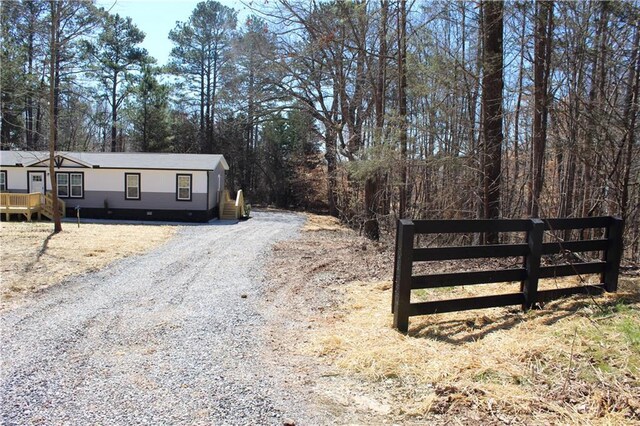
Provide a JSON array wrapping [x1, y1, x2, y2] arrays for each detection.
[[1, 211, 313, 425]]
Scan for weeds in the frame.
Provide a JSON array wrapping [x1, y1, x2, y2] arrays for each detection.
[[306, 278, 640, 423]]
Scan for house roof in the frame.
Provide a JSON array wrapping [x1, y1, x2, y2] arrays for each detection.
[[0, 151, 229, 171]]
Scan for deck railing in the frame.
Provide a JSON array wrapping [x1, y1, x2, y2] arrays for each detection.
[[235, 190, 245, 218], [0, 192, 65, 221], [43, 192, 66, 218], [0, 192, 41, 209]]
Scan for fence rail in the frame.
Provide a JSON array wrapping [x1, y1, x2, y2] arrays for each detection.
[[392, 216, 624, 332]]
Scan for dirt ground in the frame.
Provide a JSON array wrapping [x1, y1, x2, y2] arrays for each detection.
[[262, 214, 640, 425], [0, 221, 176, 309]]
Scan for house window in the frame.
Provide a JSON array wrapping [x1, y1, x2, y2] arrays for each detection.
[[0, 171, 6, 191], [57, 173, 69, 197], [56, 172, 83, 198], [125, 173, 140, 200], [70, 173, 83, 197], [176, 174, 192, 201]]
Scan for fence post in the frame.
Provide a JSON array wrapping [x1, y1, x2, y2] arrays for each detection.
[[392, 220, 400, 313], [522, 218, 543, 311], [393, 219, 414, 333], [603, 217, 624, 292]]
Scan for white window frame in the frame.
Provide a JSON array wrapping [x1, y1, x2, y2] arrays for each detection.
[[176, 174, 192, 201], [125, 173, 140, 200], [56, 172, 83, 198], [56, 173, 69, 197], [70, 173, 83, 198]]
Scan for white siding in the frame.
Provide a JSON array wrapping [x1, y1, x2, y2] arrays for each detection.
[[3, 167, 35, 192], [86, 169, 208, 193], [0, 168, 209, 194]]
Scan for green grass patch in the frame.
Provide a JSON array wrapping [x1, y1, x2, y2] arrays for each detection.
[[578, 308, 640, 379], [617, 317, 640, 349]]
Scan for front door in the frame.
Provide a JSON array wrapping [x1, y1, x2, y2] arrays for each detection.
[[28, 171, 46, 194]]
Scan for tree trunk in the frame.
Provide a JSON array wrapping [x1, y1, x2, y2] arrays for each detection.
[[49, 0, 61, 233], [210, 50, 218, 153], [110, 69, 118, 152], [325, 125, 338, 217], [363, 0, 388, 241], [481, 0, 504, 243], [25, 14, 35, 150], [398, 0, 408, 219], [245, 66, 255, 192], [200, 64, 205, 151], [513, 5, 527, 217], [580, 2, 608, 223], [528, 1, 553, 218], [621, 20, 640, 221], [205, 55, 212, 153], [142, 97, 148, 151], [35, 75, 44, 148]]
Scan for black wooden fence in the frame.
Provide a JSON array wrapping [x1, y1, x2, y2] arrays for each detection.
[[392, 216, 624, 332]]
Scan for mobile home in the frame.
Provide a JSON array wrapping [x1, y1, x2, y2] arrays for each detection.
[[0, 151, 228, 222]]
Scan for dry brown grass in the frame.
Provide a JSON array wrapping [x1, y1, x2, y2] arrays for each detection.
[[306, 278, 640, 423], [0, 221, 176, 306], [264, 214, 640, 424], [301, 213, 343, 232]]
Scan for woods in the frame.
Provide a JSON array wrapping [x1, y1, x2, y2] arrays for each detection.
[[1, 0, 639, 261]]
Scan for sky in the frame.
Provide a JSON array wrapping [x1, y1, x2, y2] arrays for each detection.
[[96, 0, 253, 66]]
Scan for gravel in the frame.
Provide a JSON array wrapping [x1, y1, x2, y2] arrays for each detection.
[[1, 211, 316, 425]]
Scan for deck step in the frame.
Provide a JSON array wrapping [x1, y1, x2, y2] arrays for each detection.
[[219, 192, 244, 220], [220, 202, 238, 220]]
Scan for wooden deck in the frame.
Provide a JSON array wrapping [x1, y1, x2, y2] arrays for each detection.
[[0, 192, 65, 221]]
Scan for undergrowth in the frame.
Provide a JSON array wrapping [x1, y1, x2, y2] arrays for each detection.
[[305, 278, 640, 423]]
